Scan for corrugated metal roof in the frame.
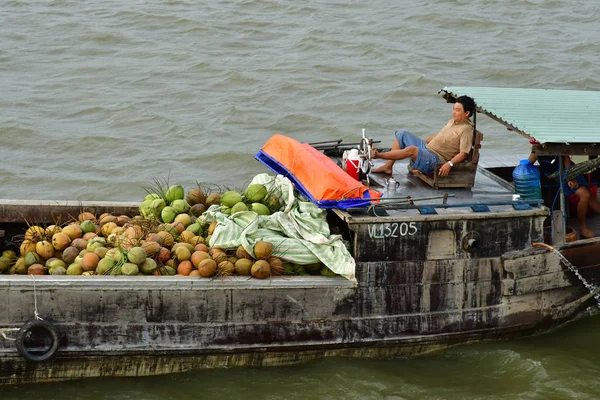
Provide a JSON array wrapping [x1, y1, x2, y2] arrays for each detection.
[[440, 86, 600, 144]]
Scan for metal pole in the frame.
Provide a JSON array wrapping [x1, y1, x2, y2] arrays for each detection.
[[558, 155, 567, 242]]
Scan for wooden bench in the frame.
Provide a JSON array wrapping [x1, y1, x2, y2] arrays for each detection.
[[409, 130, 483, 189]]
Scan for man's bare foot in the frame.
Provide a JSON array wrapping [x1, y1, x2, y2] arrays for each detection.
[[371, 165, 393, 175], [581, 227, 595, 239]]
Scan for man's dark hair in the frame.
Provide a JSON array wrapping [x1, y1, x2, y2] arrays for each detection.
[[456, 95, 476, 118]]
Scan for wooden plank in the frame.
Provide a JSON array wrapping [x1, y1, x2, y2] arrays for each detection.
[[501, 270, 572, 296]]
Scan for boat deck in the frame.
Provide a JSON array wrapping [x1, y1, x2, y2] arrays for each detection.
[[337, 155, 546, 221]]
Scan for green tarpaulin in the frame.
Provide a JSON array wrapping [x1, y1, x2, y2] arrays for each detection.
[[202, 174, 356, 281]]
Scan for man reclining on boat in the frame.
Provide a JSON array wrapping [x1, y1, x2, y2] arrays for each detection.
[[528, 152, 600, 239], [372, 95, 476, 177]]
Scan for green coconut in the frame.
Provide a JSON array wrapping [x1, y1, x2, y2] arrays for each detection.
[[12, 257, 27, 274], [161, 206, 177, 223], [24, 252, 41, 267], [96, 257, 115, 275], [67, 263, 83, 275], [221, 191, 243, 208], [283, 262, 295, 274], [320, 266, 337, 276], [231, 202, 248, 214], [51, 266, 67, 275], [47, 258, 67, 274], [220, 206, 231, 215], [127, 247, 147, 265], [171, 199, 190, 214], [245, 184, 268, 202], [0, 256, 12, 273], [250, 202, 270, 216], [165, 185, 185, 203], [80, 220, 96, 234], [140, 258, 157, 275], [186, 222, 202, 235], [151, 198, 166, 217], [144, 193, 161, 202], [121, 262, 139, 276], [139, 199, 153, 218]]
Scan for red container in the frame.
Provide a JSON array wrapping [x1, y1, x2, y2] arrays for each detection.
[[345, 155, 360, 180]]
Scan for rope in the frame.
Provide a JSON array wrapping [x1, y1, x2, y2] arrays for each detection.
[[532, 242, 600, 305], [30, 274, 43, 321], [0, 328, 18, 341]]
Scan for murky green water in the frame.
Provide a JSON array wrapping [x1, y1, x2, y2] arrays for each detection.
[[2, 0, 600, 398]]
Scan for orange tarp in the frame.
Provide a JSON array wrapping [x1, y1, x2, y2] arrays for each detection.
[[260, 134, 380, 205]]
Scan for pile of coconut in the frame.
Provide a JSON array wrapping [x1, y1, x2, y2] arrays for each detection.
[[0, 181, 336, 278]]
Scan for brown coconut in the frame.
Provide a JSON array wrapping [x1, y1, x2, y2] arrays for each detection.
[[235, 245, 252, 260], [189, 203, 207, 217], [28, 263, 46, 275], [71, 238, 88, 252], [251, 260, 271, 279], [116, 215, 130, 226], [35, 240, 55, 260], [205, 193, 221, 206], [190, 251, 211, 268], [81, 253, 100, 272], [253, 241, 273, 260], [178, 231, 195, 244], [100, 222, 118, 237], [78, 211, 96, 222], [198, 259, 217, 277], [212, 251, 228, 264], [217, 261, 235, 276], [156, 247, 172, 264], [62, 246, 80, 264], [20, 240, 37, 256], [25, 226, 45, 241], [234, 258, 253, 276], [267, 256, 284, 275], [177, 260, 194, 276], [142, 240, 162, 256], [194, 243, 209, 253], [207, 221, 218, 236], [62, 223, 83, 240], [51, 232, 71, 251], [156, 231, 174, 248], [99, 214, 117, 226], [186, 188, 206, 206]]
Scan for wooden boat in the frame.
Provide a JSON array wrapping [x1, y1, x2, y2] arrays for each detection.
[[2, 87, 600, 385]]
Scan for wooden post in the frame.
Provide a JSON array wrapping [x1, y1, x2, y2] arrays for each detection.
[[557, 156, 567, 243], [552, 210, 565, 245]]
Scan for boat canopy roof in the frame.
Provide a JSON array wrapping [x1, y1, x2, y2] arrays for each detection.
[[440, 86, 600, 156]]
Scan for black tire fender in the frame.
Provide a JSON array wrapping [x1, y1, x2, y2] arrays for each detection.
[[16, 319, 59, 362]]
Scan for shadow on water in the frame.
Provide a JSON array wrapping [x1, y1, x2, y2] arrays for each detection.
[[4, 314, 600, 400]]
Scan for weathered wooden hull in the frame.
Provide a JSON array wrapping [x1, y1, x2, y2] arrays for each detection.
[[1, 200, 600, 385]]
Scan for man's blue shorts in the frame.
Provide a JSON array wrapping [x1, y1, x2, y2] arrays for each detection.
[[395, 129, 440, 174], [563, 174, 588, 196]]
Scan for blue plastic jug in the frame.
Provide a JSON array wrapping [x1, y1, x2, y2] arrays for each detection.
[[513, 159, 542, 200]]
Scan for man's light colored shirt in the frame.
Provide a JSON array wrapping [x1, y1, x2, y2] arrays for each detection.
[[426, 119, 474, 163]]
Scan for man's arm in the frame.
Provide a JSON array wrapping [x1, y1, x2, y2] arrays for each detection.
[[438, 152, 469, 177], [424, 135, 435, 144]]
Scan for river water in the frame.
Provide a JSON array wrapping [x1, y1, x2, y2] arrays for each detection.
[[2, 0, 600, 398]]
